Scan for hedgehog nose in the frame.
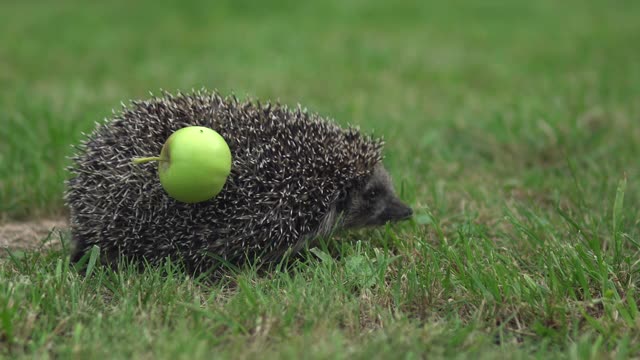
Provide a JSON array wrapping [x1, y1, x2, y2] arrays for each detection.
[[399, 205, 413, 220], [388, 199, 413, 221]]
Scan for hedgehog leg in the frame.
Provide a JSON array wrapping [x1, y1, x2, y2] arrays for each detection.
[[70, 246, 86, 263], [69, 239, 126, 272], [69, 233, 89, 263]]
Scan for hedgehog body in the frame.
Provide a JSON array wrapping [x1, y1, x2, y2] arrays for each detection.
[[65, 89, 410, 273]]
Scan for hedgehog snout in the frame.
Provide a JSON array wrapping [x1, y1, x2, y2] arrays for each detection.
[[381, 197, 413, 223]]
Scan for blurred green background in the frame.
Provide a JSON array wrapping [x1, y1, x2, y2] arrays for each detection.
[[2, 1, 640, 358], [1, 0, 638, 220]]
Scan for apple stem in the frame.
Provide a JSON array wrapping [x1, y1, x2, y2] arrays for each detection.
[[132, 156, 164, 164]]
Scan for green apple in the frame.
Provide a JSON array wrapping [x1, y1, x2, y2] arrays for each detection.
[[132, 126, 232, 203]]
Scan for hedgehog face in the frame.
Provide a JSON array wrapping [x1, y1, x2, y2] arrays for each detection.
[[341, 164, 413, 228]]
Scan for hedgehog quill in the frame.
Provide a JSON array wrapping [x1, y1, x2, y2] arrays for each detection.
[[65, 89, 413, 274]]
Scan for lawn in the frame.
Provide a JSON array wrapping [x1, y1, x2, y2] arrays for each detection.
[[1, 0, 640, 358]]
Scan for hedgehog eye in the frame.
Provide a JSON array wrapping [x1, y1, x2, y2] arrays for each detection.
[[365, 188, 378, 199]]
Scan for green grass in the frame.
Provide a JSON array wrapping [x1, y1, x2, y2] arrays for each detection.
[[1, 0, 640, 358]]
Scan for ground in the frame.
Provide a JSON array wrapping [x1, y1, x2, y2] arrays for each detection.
[[0, 219, 66, 251], [1, 0, 639, 358]]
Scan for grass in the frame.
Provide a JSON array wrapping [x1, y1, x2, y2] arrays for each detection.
[[1, 0, 639, 358]]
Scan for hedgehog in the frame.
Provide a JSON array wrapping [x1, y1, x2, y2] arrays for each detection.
[[64, 89, 413, 274]]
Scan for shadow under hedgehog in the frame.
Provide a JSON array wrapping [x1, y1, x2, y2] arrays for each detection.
[[65, 89, 413, 274]]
